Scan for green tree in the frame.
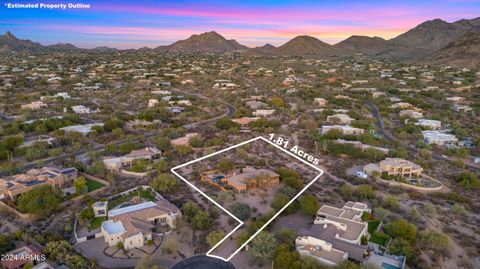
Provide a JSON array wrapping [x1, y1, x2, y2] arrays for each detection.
[[153, 136, 171, 151], [299, 194, 319, 216], [215, 117, 239, 130], [355, 185, 375, 199], [374, 207, 390, 220], [451, 203, 467, 216], [231, 203, 251, 221], [188, 135, 204, 148], [388, 238, 414, 261], [274, 244, 301, 269], [79, 206, 94, 225], [17, 185, 63, 217], [408, 207, 421, 223], [424, 203, 436, 217], [249, 231, 276, 264], [275, 228, 297, 245], [419, 229, 451, 258], [384, 195, 399, 209], [153, 160, 169, 173], [456, 171, 480, 189], [174, 145, 192, 156], [0, 234, 15, 255], [218, 158, 234, 173], [74, 176, 87, 195], [384, 219, 417, 243], [191, 211, 212, 230], [150, 173, 179, 194], [206, 230, 226, 248], [271, 193, 290, 211], [131, 159, 148, 173], [271, 96, 285, 108], [181, 201, 200, 220], [340, 183, 353, 198], [276, 168, 303, 191]]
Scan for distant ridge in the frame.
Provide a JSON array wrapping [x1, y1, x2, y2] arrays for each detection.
[[155, 31, 248, 53], [273, 35, 339, 56], [1, 16, 480, 67], [246, 43, 276, 55], [387, 18, 480, 57], [419, 31, 480, 68]]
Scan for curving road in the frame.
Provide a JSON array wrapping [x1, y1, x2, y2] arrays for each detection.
[[366, 100, 480, 171], [0, 89, 236, 176]]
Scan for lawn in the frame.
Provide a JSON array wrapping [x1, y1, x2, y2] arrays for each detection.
[[370, 231, 390, 246], [368, 220, 381, 234], [368, 220, 390, 246], [86, 178, 105, 192], [89, 216, 107, 230], [108, 190, 156, 210]]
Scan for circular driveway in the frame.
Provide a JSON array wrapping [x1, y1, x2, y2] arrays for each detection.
[[170, 255, 236, 269]]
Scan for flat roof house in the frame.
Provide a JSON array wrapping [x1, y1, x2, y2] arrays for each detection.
[[399, 110, 423, 119], [364, 158, 423, 178], [422, 131, 458, 146], [201, 167, 279, 193], [60, 123, 104, 135], [415, 119, 441, 130], [321, 125, 364, 136], [21, 101, 48, 110], [103, 147, 161, 171], [101, 200, 181, 250], [0, 167, 78, 199], [296, 201, 371, 266], [327, 114, 354, 125]]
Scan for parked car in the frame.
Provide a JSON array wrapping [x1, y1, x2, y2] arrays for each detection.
[[356, 171, 368, 179]]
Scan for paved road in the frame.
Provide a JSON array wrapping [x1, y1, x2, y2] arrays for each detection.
[[0, 89, 236, 176], [366, 100, 480, 171], [171, 255, 236, 269]]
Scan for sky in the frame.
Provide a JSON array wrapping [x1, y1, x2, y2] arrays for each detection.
[[1, 0, 479, 49]]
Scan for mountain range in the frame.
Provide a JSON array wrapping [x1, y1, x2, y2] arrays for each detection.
[[1, 16, 480, 67]]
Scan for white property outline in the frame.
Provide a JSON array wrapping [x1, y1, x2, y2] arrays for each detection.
[[171, 136, 323, 262]]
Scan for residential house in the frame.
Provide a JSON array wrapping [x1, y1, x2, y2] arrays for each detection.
[[364, 158, 423, 178], [389, 102, 412, 109], [314, 98, 327, 107], [295, 201, 370, 266], [451, 104, 473, 113], [415, 119, 441, 130], [0, 167, 78, 199], [93, 201, 108, 217], [422, 131, 458, 146], [245, 101, 267, 110], [71, 105, 97, 114], [101, 200, 181, 250], [321, 125, 364, 136], [103, 147, 161, 171], [327, 114, 354, 125], [201, 167, 279, 192], [335, 139, 389, 154], [231, 117, 260, 126], [1, 245, 43, 269], [148, 99, 159, 108], [21, 101, 47, 110], [60, 123, 104, 135], [399, 110, 423, 119], [253, 109, 275, 117]]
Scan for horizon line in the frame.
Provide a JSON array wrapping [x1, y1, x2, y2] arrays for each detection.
[[2, 15, 478, 50]]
